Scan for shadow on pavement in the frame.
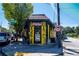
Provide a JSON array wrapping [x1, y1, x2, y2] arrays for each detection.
[[64, 47, 79, 55], [64, 51, 75, 55]]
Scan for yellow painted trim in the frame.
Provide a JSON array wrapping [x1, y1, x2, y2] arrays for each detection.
[[41, 22, 46, 45], [31, 26, 34, 44], [15, 52, 31, 56], [29, 24, 31, 43], [29, 22, 34, 45]]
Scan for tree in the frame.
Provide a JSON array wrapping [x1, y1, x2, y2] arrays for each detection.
[[0, 26, 9, 32], [2, 3, 33, 36], [63, 27, 72, 34], [75, 26, 79, 35]]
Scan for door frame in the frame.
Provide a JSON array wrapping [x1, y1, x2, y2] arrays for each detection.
[[34, 26, 41, 44]]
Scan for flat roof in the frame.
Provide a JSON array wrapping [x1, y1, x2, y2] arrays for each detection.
[[27, 14, 49, 20], [25, 14, 55, 28]]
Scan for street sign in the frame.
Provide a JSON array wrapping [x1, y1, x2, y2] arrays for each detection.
[[9, 19, 16, 25], [55, 25, 61, 32]]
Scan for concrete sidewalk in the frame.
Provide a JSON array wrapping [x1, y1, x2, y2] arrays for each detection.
[[2, 42, 63, 56]]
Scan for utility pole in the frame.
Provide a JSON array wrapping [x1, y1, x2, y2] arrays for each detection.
[[56, 3, 63, 48], [57, 3, 60, 25]]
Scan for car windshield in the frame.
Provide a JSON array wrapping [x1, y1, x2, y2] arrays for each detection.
[[0, 32, 10, 40], [0, 36, 5, 40]]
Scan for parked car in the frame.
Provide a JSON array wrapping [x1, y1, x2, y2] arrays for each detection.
[[0, 32, 10, 46]]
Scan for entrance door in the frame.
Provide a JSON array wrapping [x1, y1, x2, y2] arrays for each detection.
[[34, 26, 41, 44]]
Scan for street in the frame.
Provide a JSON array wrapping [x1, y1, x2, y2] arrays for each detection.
[[0, 37, 79, 56], [1, 43, 63, 56], [63, 37, 79, 56]]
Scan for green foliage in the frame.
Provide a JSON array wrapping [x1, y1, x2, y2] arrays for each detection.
[[75, 26, 79, 35], [0, 26, 9, 32], [2, 3, 33, 35], [63, 27, 75, 34], [63, 26, 79, 38], [67, 33, 77, 37]]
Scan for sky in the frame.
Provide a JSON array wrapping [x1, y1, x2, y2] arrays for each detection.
[[0, 4, 9, 29], [0, 3, 79, 29]]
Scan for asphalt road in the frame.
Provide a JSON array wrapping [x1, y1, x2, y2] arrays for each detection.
[[63, 37, 79, 56]]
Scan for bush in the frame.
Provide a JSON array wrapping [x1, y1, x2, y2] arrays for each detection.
[[67, 33, 78, 37]]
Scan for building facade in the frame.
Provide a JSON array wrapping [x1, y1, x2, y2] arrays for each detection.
[[25, 14, 56, 45]]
